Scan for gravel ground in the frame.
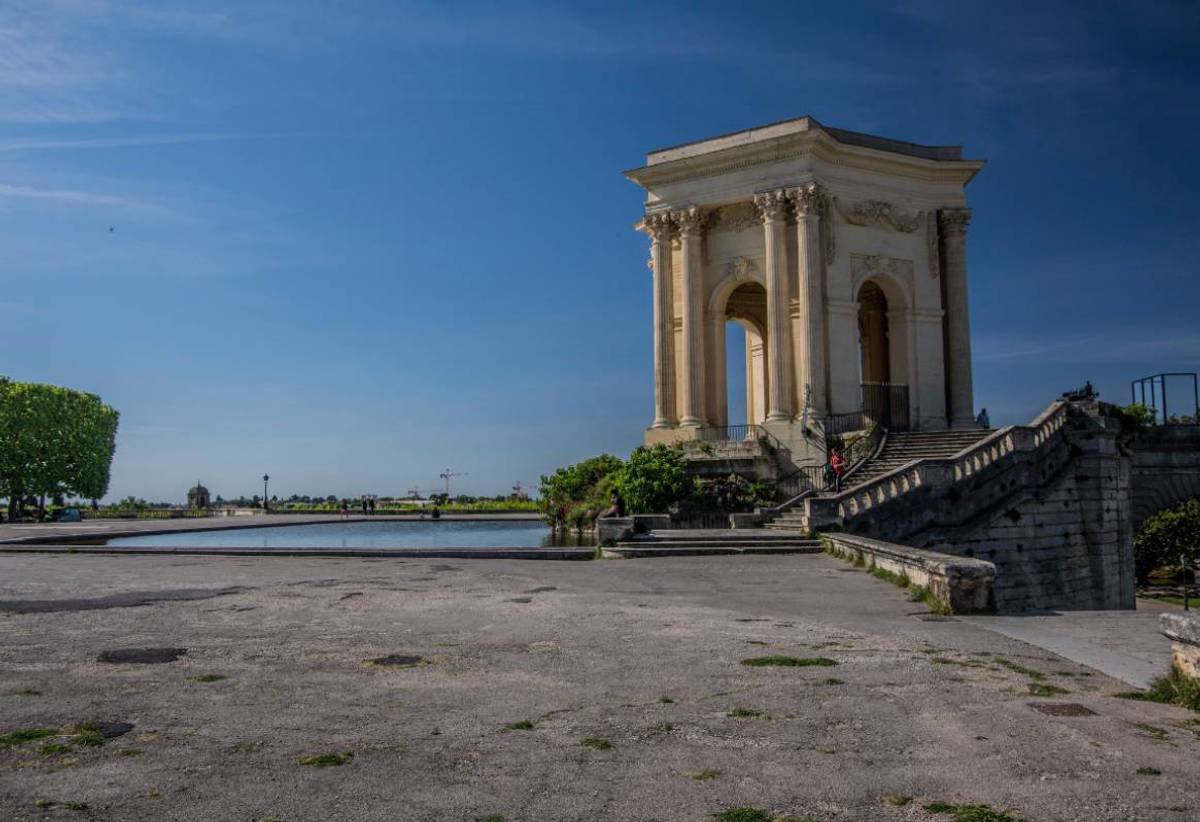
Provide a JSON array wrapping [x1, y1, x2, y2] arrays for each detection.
[[1, 552, 1198, 822]]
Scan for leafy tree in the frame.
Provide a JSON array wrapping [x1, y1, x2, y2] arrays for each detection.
[[0, 378, 119, 518], [538, 454, 623, 527], [612, 445, 689, 515], [1135, 497, 1200, 584]]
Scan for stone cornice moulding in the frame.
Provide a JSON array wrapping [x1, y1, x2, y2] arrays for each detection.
[[625, 129, 985, 190]]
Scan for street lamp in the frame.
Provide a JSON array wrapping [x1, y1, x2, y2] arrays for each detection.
[[262, 474, 270, 512]]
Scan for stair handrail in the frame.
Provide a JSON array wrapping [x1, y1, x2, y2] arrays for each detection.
[[809, 400, 1069, 523]]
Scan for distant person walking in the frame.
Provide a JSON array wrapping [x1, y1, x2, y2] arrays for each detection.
[[367, 498, 375, 515], [830, 450, 847, 493], [976, 408, 991, 429]]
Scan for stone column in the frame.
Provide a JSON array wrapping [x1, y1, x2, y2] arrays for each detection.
[[939, 209, 975, 428], [791, 183, 827, 417], [674, 206, 707, 427], [645, 212, 676, 428], [754, 189, 793, 422]]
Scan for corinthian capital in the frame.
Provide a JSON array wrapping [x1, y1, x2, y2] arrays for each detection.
[[789, 182, 825, 218], [753, 189, 789, 223], [641, 211, 675, 242], [672, 205, 708, 237], [938, 208, 971, 237]]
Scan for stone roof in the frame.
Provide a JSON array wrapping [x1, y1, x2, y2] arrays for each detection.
[[188, 483, 209, 495], [643, 115, 965, 165]]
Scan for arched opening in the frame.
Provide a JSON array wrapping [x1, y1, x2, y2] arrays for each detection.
[[717, 281, 769, 429], [855, 278, 910, 430]]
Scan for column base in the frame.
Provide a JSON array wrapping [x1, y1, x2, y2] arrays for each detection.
[[678, 417, 705, 428]]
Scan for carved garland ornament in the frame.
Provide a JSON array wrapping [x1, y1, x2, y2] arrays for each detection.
[[926, 212, 940, 279], [834, 198, 922, 233]]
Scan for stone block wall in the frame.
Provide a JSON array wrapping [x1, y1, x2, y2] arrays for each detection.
[[917, 428, 1134, 612]]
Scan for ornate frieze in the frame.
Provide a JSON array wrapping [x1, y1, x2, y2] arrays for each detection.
[[724, 256, 757, 281], [834, 198, 922, 232], [707, 202, 759, 233], [753, 189, 789, 223]]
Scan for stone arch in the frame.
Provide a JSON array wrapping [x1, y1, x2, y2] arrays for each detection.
[[707, 278, 770, 428]]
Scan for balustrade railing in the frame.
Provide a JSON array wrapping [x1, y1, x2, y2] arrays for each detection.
[[695, 424, 785, 451]]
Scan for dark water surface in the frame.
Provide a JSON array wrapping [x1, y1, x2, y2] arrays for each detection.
[[105, 520, 593, 550]]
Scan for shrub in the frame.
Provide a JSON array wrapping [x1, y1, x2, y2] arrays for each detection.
[[1134, 497, 1200, 584], [612, 444, 689, 515], [538, 454, 623, 528]]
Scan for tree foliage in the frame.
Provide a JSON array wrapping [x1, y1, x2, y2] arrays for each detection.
[[612, 444, 689, 515], [1134, 497, 1200, 584], [0, 378, 119, 512], [538, 454, 624, 528]]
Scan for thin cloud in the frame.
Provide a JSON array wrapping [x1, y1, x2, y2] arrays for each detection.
[[0, 133, 250, 152], [977, 333, 1200, 365], [0, 182, 164, 213]]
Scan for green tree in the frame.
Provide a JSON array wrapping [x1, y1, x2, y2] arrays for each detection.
[[0, 378, 119, 518], [1135, 497, 1200, 584], [538, 454, 623, 527], [612, 444, 689, 514]]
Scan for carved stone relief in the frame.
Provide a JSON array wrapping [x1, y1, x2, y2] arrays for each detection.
[[707, 201, 759, 233], [833, 198, 922, 233]]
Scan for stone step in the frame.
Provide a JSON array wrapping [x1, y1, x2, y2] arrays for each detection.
[[605, 541, 822, 558], [639, 529, 801, 542]]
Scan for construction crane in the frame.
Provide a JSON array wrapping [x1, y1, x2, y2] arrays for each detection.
[[439, 469, 466, 498], [407, 486, 434, 500], [511, 481, 529, 500]]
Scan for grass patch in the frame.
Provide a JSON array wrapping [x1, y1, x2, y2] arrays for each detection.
[[885, 795, 913, 806], [0, 727, 58, 747], [1136, 766, 1162, 775], [62, 801, 91, 812], [71, 728, 106, 747], [1116, 665, 1200, 712], [476, 817, 506, 822], [907, 585, 952, 615], [994, 658, 1044, 680], [741, 656, 836, 668], [34, 799, 55, 808], [299, 751, 353, 768], [120, 748, 143, 757], [1027, 683, 1070, 697], [658, 696, 675, 704], [712, 809, 772, 822], [15, 688, 42, 696], [870, 566, 912, 588], [727, 708, 762, 719], [40, 743, 71, 756], [188, 674, 227, 683], [580, 737, 612, 750], [651, 722, 675, 734], [923, 801, 1023, 822], [689, 769, 721, 781], [820, 678, 844, 686], [502, 720, 534, 732]]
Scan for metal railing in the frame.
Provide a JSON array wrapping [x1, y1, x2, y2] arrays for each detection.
[[695, 424, 786, 451], [776, 465, 830, 499], [1131, 373, 1199, 426], [825, 383, 910, 436]]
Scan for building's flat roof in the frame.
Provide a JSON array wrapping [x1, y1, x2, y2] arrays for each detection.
[[644, 115, 964, 165]]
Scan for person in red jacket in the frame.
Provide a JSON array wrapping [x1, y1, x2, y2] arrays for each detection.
[[830, 450, 847, 492]]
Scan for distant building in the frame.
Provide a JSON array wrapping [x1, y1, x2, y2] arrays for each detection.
[[187, 482, 211, 509]]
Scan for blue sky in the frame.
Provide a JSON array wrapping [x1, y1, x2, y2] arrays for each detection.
[[2, 1, 1198, 502]]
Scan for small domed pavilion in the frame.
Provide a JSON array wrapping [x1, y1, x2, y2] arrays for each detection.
[[187, 482, 211, 509]]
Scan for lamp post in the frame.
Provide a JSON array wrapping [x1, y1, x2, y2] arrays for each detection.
[[262, 474, 270, 512]]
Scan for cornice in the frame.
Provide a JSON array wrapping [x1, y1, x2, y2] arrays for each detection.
[[625, 128, 984, 192]]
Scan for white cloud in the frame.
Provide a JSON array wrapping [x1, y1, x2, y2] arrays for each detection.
[[0, 182, 164, 212], [0, 133, 246, 152]]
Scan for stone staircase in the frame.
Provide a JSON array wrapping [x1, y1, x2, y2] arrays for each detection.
[[765, 428, 991, 532], [843, 429, 990, 487], [607, 529, 821, 558]]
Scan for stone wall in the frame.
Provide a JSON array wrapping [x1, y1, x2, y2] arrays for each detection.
[[1129, 425, 1200, 530], [822, 533, 996, 614], [916, 424, 1135, 612]]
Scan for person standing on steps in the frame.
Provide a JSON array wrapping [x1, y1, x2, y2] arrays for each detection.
[[830, 450, 847, 493], [976, 408, 991, 429]]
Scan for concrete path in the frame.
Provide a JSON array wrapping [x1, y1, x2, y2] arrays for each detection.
[[965, 600, 1176, 689]]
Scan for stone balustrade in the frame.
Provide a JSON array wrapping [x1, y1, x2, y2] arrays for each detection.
[[806, 401, 1068, 532]]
